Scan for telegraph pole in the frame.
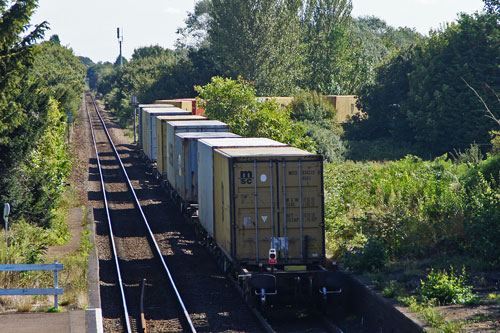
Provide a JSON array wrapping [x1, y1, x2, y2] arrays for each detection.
[[117, 27, 123, 68]]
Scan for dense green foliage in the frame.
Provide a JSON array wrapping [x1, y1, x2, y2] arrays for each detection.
[[325, 149, 500, 270], [351, 16, 422, 69], [325, 156, 464, 261], [195, 77, 315, 150], [94, 1, 426, 150], [351, 13, 500, 157], [484, 0, 500, 16], [32, 37, 86, 118], [289, 91, 346, 161], [419, 267, 477, 305], [0, 0, 49, 185], [0, 2, 83, 231]]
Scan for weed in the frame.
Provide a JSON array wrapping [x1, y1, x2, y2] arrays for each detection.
[[487, 293, 500, 304], [420, 267, 478, 305], [59, 229, 93, 308], [381, 280, 407, 298], [400, 296, 467, 332], [46, 307, 62, 313]]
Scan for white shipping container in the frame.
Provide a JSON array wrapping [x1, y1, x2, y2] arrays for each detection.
[[142, 108, 190, 161], [156, 115, 207, 176], [138, 104, 173, 149], [197, 138, 287, 236], [174, 132, 241, 204], [165, 120, 229, 190]]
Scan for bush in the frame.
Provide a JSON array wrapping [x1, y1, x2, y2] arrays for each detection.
[[462, 172, 500, 264], [196, 77, 315, 151], [344, 238, 388, 273], [419, 267, 477, 305], [289, 91, 346, 161], [289, 90, 336, 123], [301, 121, 346, 162], [325, 156, 465, 261]]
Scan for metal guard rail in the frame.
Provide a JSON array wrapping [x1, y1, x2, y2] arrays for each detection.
[[0, 261, 63, 309]]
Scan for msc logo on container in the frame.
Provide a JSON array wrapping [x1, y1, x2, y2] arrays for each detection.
[[239, 170, 253, 184]]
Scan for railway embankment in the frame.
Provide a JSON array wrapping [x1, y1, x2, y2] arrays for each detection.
[[337, 272, 424, 332]]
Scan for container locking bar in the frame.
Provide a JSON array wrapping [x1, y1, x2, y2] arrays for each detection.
[[282, 161, 288, 259], [254, 160, 259, 262], [299, 160, 304, 260], [269, 161, 274, 241]]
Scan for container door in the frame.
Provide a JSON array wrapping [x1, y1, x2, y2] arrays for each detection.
[[233, 160, 280, 263], [276, 159, 324, 264]]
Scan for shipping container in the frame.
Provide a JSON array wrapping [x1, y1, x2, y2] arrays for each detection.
[[137, 104, 174, 148], [197, 138, 288, 237], [211, 146, 324, 266], [165, 121, 229, 190], [156, 115, 207, 176], [154, 99, 193, 113], [324, 95, 362, 123], [174, 132, 241, 204], [141, 108, 191, 161], [155, 98, 205, 115], [256, 97, 294, 108]]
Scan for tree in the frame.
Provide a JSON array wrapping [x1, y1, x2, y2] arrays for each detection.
[[351, 47, 416, 141], [351, 16, 422, 68], [0, 2, 82, 229], [484, 0, 500, 16], [143, 47, 220, 102], [176, 0, 211, 49], [207, 0, 305, 95], [131, 45, 171, 60], [301, 0, 354, 94], [0, 0, 49, 178], [78, 56, 94, 67], [406, 14, 500, 154], [289, 91, 346, 161], [21, 98, 72, 227], [32, 39, 86, 117], [195, 76, 315, 150], [351, 13, 500, 157]]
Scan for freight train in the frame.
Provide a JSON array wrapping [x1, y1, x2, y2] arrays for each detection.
[[137, 100, 342, 309]]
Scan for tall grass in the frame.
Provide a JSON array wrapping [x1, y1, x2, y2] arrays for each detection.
[[326, 155, 465, 263], [0, 188, 91, 311]]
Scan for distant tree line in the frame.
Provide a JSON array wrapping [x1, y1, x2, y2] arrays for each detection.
[[90, 0, 421, 159], [90, 0, 500, 160]]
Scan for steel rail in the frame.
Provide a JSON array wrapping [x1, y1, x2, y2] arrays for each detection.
[[85, 97, 133, 333], [89, 95, 197, 333]]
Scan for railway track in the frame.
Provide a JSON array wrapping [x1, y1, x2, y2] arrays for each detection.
[[86, 94, 195, 332]]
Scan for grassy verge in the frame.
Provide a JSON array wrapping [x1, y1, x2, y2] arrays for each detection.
[[59, 226, 93, 309], [400, 297, 468, 332], [0, 187, 92, 312]]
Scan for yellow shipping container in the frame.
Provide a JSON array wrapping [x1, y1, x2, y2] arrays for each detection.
[[154, 99, 193, 113], [212, 146, 324, 266], [324, 95, 361, 123]]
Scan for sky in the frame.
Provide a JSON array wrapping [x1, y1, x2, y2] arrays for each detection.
[[30, 0, 486, 64]]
